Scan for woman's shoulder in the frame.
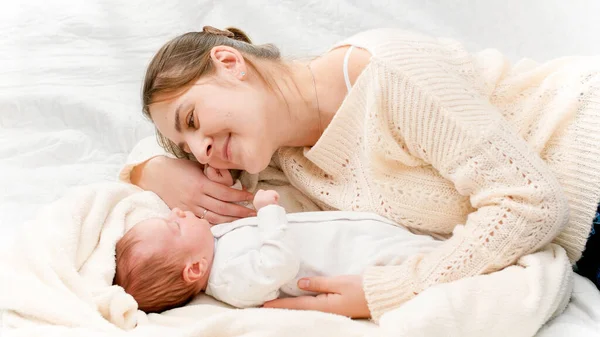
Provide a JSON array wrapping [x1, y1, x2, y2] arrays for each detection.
[[323, 28, 456, 90], [322, 29, 436, 89], [329, 28, 439, 55], [330, 28, 477, 89]]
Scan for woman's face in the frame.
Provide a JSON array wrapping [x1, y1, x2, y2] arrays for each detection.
[[150, 47, 279, 174]]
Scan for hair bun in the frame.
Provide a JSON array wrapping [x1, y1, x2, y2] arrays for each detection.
[[202, 25, 234, 38], [202, 26, 252, 44], [225, 27, 252, 44]]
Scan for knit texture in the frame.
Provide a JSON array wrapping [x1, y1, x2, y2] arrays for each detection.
[[274, 29, 600, 321]]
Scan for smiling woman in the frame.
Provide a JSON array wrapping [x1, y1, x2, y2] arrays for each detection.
[[122, 26, 600, 321], [142, 26, 288, 174]]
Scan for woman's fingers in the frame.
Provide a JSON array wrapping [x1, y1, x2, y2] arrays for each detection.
[[262, 277, 343, 311], [205, 166, 234, 186], [203, 179, 254, 203], [196, 195, 256, 218], [297, 276, 342, 294], [200, 209, 242, 225], [263, 276, 370, 318], [134, 157, 255, 223], [263, 294, 337, 312]]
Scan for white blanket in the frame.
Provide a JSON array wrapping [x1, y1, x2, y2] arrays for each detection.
[[0, 182, 575, 337]]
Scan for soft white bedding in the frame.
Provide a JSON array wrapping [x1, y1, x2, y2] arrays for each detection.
[[1, 0, 599, 335]]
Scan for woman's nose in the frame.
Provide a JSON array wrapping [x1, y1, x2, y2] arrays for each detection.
[[188, 136, 213, 164]]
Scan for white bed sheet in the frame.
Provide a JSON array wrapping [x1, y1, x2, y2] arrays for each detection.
[[1, 0, 599, 335]]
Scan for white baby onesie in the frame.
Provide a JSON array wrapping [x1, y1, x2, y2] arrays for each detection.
[[205, 205, 442, 308]]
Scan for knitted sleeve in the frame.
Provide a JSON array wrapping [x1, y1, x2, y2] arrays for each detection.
[[117, 136, 176, 183], [361, 59, 570, 321]]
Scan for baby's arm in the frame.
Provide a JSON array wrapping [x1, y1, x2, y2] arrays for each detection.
[[209, 191, 300, 308]]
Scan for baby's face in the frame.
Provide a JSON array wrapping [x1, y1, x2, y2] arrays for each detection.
[[132, 208, 214, 261]]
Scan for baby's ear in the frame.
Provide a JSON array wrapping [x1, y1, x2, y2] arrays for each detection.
[[182, 259, 209, 284]]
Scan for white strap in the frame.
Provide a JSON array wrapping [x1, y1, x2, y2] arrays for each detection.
[[343, 45, 354, 93]]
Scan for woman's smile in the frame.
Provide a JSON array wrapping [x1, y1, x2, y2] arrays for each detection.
[[223, 133, 232, 162]]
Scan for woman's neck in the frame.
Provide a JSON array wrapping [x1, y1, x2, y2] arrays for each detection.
[[269, 58, 340, 148], [270, 60, 321, 148]]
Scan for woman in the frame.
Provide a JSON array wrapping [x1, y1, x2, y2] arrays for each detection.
[[120, 26, 600, 321]]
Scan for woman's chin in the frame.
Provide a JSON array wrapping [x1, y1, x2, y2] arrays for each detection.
[[244, 166, 262, 175], [243, 161, 269, 175]]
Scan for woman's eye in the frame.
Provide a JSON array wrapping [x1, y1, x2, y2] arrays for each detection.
[[187, 110, 195, 128]]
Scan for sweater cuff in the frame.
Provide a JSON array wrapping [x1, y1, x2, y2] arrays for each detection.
[[362, 265, 417, 322], [118, 136, 175, 183]]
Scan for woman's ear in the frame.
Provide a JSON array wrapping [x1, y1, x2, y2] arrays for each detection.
[[210, 46, 246, 80], [182, 258, 209, 284]]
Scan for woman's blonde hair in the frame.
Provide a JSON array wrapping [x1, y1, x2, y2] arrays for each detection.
[[142, 26, 281, 158]]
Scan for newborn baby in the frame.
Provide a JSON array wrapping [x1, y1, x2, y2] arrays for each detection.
[[115, 184, 441, 314]]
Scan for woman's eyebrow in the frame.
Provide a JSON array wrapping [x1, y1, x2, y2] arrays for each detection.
[[174, 103, 184, 133]]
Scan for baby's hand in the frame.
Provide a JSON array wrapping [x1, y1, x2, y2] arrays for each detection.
[[253, 190, 280, 210], [205, 166, 234, 186]]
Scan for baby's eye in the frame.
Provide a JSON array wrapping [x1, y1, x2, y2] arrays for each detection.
[[169, 220, 181, 231]]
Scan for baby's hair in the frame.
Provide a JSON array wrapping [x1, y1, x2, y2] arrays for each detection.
[[114, 227, 198, 313]]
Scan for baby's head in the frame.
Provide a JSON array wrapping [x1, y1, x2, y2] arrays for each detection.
[[114, 208, 214, 313]]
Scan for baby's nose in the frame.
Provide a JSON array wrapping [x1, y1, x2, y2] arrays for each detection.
[[171, 207, 186, 218]]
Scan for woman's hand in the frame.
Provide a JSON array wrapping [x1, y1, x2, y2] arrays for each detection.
[[131, 156, 255, 224], [204, 165, 234, 186], [263, 275, 371, 319]]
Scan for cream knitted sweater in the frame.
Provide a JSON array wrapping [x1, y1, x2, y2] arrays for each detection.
[[121, 29, 600, 321]]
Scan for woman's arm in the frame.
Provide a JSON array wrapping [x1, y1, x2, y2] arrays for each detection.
[[119, 136, 177, 184], [120, 136, 255, 224], [267, 40, 570, 321], [363, 58, 569, 319]]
